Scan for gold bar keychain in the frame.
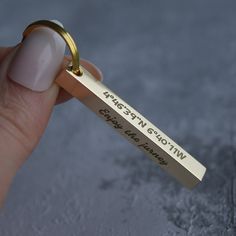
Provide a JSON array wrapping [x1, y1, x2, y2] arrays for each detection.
[[22, 20, 206, 189]]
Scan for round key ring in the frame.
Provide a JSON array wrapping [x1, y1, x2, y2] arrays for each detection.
[[22, 20, 83, 76]]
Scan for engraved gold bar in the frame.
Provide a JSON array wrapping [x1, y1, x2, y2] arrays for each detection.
[[23, 20, 206, 188], [56, 68, 206, 189]]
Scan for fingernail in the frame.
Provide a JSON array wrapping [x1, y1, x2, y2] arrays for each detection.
[[8, 20, 66, 91]]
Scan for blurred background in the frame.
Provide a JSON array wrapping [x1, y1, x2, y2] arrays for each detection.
[[0, 0, 236, 235]]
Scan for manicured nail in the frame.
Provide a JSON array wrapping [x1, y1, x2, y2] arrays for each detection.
[[8, 20, 66, 91]]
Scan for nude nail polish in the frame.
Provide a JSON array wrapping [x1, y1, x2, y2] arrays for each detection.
[[8, 20, 66, 91]]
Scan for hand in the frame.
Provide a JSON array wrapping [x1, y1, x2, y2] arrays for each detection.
[[0, 23, 103, 206]]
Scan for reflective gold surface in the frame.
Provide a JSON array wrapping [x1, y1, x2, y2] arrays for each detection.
[[56, 68, 206, 189]]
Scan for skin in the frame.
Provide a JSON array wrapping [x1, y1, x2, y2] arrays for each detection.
[[0, 46, 103, 206]]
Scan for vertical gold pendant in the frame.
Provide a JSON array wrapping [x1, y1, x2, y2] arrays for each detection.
[[56, 68, 206, 189], [22, 20, 206, 189]]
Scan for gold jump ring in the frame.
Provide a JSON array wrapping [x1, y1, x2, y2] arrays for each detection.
[[22, 20, 83, 76]]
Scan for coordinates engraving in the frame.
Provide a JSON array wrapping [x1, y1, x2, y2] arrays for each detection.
[[102, 91, 187, 162]]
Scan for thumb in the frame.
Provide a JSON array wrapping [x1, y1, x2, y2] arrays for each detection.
[[0, 22, 65, 171], [0, 21, 66, 205]]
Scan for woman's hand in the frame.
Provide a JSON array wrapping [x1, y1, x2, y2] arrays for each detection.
[[0, 22, 102, 205]]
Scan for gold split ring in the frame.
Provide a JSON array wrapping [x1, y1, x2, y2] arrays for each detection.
[[22, 20, 83, 76]]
